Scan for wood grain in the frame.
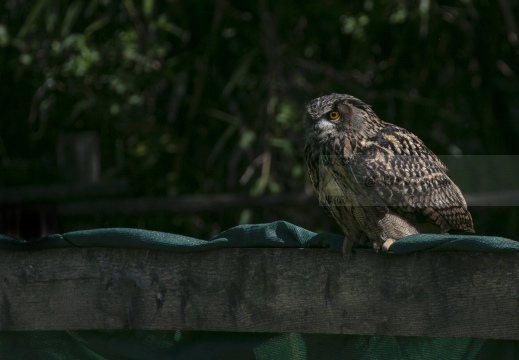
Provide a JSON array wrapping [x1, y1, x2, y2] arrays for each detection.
[[0, 247, 518, 339]]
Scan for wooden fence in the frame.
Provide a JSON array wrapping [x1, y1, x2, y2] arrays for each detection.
[[1, 247, 518, 340]]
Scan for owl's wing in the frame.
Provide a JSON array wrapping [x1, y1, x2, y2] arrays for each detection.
[[332, 131, 474, 233]]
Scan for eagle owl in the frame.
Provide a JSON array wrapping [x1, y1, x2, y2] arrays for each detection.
[[304, 93, 474, 258]]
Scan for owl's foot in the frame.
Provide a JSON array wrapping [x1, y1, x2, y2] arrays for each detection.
[[342, 236, 355, 261], [382, 238, 396, 251]]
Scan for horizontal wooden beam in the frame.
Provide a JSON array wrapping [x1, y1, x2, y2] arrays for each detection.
[[57, 192, 318, 215], [464, 189, 519, 206], [1, 247, 518, 339], [3, 188, 519, 215], [0, 179, 129, 204], [53, 189, 519, 216]]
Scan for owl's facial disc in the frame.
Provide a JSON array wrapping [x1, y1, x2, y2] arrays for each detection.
[[306, 94, 360, 139], [310, 105, 344, 136]]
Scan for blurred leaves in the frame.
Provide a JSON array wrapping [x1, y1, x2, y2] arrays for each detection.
[[0, 0, 518, 236]]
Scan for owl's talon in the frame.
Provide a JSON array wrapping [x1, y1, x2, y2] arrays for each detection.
[[372, 241, 382, 253], [382, 238, 396, 251]]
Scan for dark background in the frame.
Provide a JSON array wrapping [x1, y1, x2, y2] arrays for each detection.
[[1, 0, 518, 240]]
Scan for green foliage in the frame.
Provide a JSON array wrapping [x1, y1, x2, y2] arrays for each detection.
[[0, 0, 518, 237]]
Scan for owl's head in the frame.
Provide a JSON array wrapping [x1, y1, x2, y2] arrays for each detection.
[[305, 93, 379, 141]]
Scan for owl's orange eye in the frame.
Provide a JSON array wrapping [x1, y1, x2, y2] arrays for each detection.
[[328, 111, 340, 120]]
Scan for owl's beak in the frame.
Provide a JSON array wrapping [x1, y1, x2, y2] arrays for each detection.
[[314, 119, 333, 133]]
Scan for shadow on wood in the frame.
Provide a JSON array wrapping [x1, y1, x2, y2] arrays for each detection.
[[0, 247, 518, 339]]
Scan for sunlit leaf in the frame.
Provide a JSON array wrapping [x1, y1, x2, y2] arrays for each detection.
[[135, 142, 148, 157], [20, 53, 32, 65], [84, 17, 110, 36], [128, 94, 143, 105], [239, 130, 256, 150], [389, 5, 407, 24], [291, 164, 303, 178], [0, 24, 8, 46], [238, 209, 252, 224], [143, 0, 154, 18], [270, 137, 293, 157], [268, 178, 281, 193], [157, 15, 190, 42]]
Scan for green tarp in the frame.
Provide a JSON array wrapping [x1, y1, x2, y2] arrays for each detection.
[[2, 220, 518, 253], [0, 220, 518, 360]]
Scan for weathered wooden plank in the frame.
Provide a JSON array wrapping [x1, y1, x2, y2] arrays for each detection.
[[0, 248, 518, 339]]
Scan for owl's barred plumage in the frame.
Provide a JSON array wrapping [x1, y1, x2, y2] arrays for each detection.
[[304, 93, 474, 258]]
